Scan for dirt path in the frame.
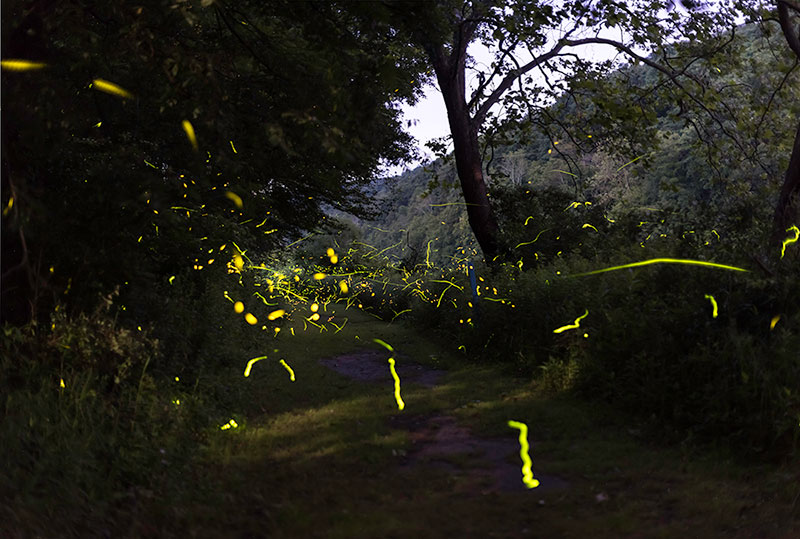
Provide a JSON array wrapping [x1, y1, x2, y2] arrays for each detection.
[[321, 349, 568, 495]]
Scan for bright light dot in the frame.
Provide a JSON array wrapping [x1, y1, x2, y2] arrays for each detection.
[[245, 313, 258, 325], [234, 301, 245, 313], [310, 303, 319, 312], [339, 281, 349, 293], [326, 248, 335, 257], [313, 273, 326, 280], [310, 313, 320, 321]]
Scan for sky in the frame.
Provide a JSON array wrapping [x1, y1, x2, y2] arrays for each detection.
[[380, 1, 715, 177]]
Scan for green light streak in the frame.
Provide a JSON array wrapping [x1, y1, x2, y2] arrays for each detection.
[[704, 294, 718, 318], [429, 202, 480, 207], [254, 292, 277, 306], [780, 225, 799, 259], [391, 309, 411, 322], [330, 319, 348, 333], [388, 357, 405, 410], [515, 229, 550, 249], [551, 169, 577, 177], [507, 420, 539, 489], [565, 258, 749, 277], [616, 154, 645, 171], [373, 338, 394, 353], [244, 356, 267, 377], [279, 359, 296, 381], [553, 309, 589, 334]]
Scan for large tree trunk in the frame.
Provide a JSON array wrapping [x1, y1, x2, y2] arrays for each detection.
[[428, 42, 501, 262], [771, 120, 800, 249]]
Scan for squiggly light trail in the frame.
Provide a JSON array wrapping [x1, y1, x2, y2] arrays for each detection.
[[507, 420, 539, 489], [553, 309, 589, 334]]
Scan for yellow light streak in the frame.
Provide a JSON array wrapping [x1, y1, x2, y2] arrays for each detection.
[[229, 140, 238, 153], [515, 229, 550, 249], [780, 225, 799, 259], [267, 309, 285, 320], [181, 120, 198, 150], [3, 196, 14, 217], [225, 191, 243, 209], [279, 359, 296, 381], [508, 420, 539, 489], [374, 338, 394, 352], [1, 59, 47, 71], [770, 315, 781, 331], [244, 356, 267, 378], [388, 357, 405, 410], [92, 78, 133, 99], [704, 294, 718, 318], [220, 419, 239, 430], [565, 258, 748, 278], [553, 309, 589, 334], [616, 154, 645, 172], [582, 223, 598, 232]]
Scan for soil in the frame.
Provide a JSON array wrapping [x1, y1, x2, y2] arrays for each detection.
[[319, 349, 570, 495]]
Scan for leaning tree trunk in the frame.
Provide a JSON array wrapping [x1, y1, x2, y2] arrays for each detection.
[[771, 120, 800, 249], [427, 43, 501, 263], [771, 2, 800, 252]]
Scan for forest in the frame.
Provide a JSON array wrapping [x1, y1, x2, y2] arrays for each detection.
[[2, 0, 800, 537]]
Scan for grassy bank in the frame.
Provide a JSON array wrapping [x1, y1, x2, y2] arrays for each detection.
[[3, 301, 798, 537]]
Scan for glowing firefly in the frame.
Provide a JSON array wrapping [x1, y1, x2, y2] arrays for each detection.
[[225, 191, 243, 209], [1, 59, 47, 71], [234, 301, 245, 314], [245, 313, 258, 325], [267, 309, 285, 320], [553, 309, 589, 334], [566, 258, 748, 278], [770, 315, 781, 331], [92, 78, 133, 99], [182, 120, 198, 150], [220, 419, 239, 430], [279, 359, 296, 381], [780, 225, 799, 259], [508, 420, 539, 488], [244, 355, 267, 377], [704, 294, 718, 318]]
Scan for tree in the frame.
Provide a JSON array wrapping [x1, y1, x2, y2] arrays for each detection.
[[386, 0, 761, 262], [1, 0, 429, 323], [771, 0, 800, 248]]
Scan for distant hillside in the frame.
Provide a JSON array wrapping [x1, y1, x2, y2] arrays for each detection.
[[337, 22, 796, 268]]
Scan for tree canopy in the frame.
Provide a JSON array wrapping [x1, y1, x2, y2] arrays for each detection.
[[1, 0, 430, 323]]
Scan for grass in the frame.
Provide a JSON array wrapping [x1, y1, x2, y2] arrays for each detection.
[[3, 302, 799, 537]]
